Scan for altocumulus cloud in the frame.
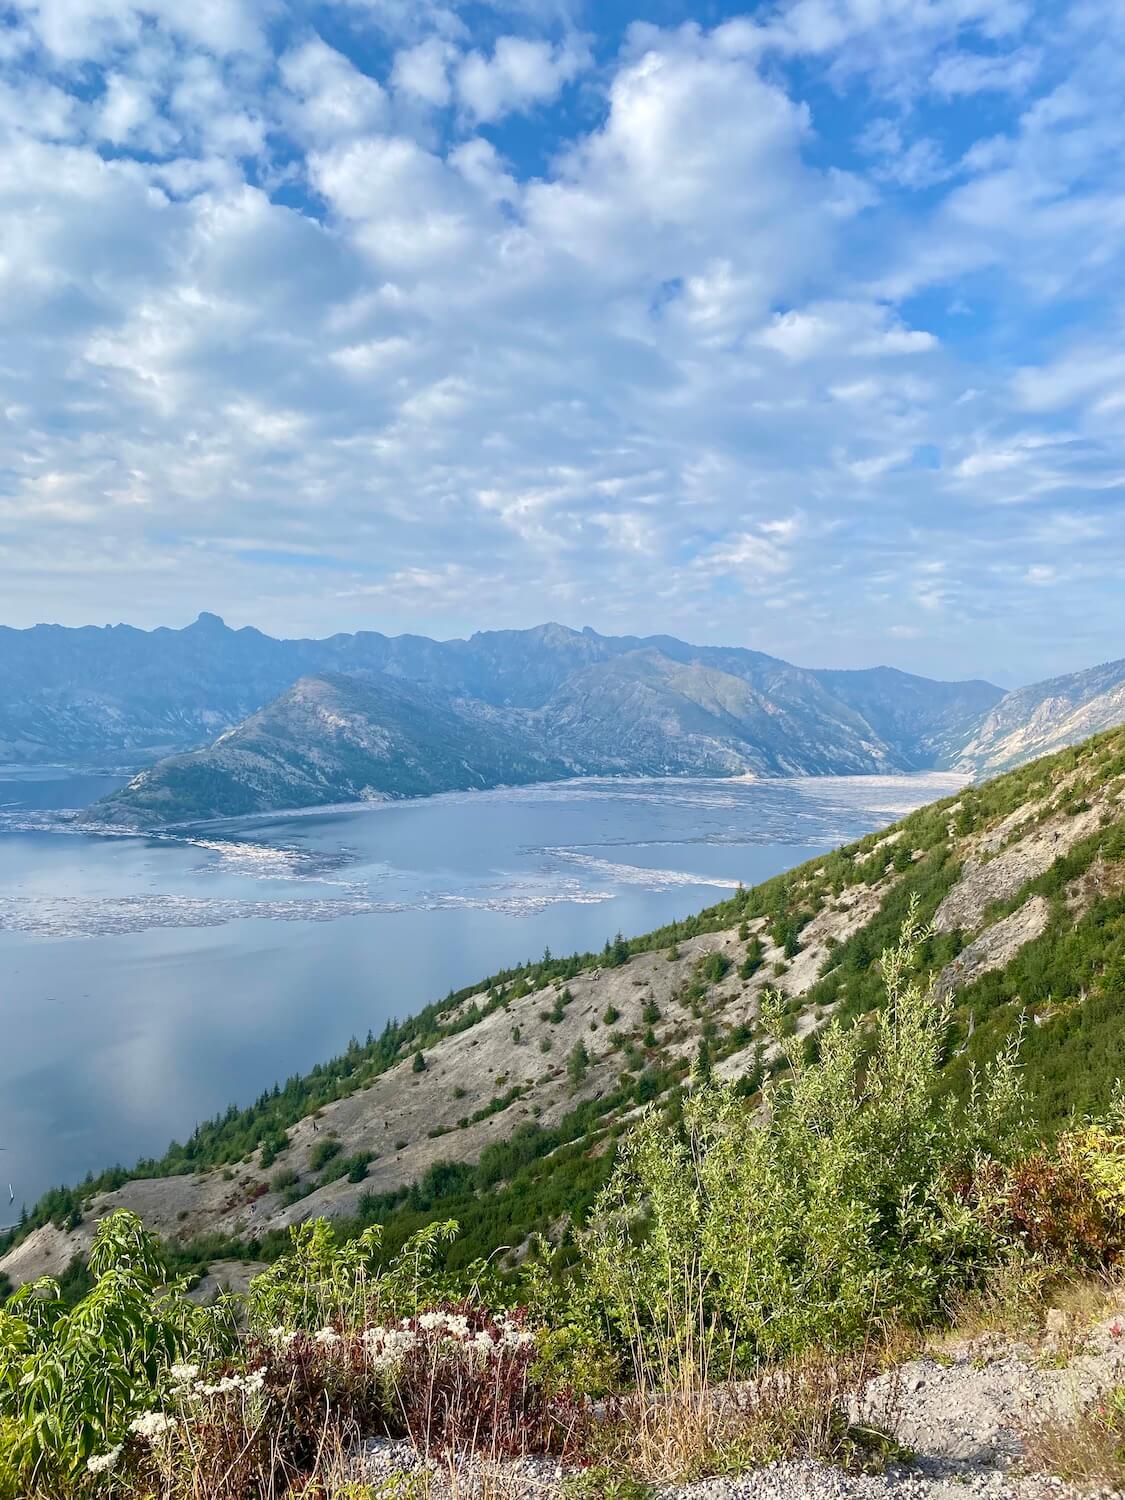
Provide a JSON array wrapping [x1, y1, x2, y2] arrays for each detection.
[[1, 0, 1123, 682]]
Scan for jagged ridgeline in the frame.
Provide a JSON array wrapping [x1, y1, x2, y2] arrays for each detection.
[[4, 724, 1125, 1290]]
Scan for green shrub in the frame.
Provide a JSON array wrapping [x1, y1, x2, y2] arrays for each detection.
[[308, 1139, 342, 1173], [343, 1152, 375, 1184], [0, 1211, 232, 1493], [246, 1217, 459, 1334], [699, 951, 730, 984], [578, 903, 1022, 1373], [567, 1041, 590, 1091]]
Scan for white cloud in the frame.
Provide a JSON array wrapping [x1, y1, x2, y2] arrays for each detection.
[[758, 302, 937, 361], [279, 37, 387, 143], [930, 46, 1041, 96], [0, 3, 1122, 679], [0, 76, 81, 140], [309, 135, 486, 271], [455, 34, 588, 123], [391, 37, 457, 107], [9, 0, 266, 62], [97, 73, 158, 145]]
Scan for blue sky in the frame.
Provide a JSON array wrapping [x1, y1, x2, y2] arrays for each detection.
[[0, 0, 1122, 684]]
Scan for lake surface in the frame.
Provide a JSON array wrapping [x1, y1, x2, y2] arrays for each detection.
[[0, 766, 962, 1215]]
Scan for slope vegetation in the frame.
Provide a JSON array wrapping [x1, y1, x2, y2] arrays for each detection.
[[6, 724, 1125, 1289]]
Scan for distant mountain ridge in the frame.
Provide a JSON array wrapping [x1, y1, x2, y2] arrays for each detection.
[[61, 617, 1007, 827], [1, 613, 1001, 770], [10, 614, 1124, 829], [954, 657, 1125, 775], [83, 674, 581, 826]]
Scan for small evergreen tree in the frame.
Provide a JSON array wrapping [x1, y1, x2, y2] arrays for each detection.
[[567, 1040, 590, 1090]]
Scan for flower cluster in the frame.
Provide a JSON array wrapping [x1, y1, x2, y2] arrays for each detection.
[[86, 1444, 122, 1474], [129, 1410, 177, 1442], [263, 1308, 536, 1374], [191, 1368, 267, 1399]]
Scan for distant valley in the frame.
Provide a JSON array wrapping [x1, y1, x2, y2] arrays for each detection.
[[1, 614, 1122, 827]]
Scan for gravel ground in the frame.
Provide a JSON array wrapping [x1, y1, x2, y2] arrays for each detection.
[[353, 1302, 1125, 1499]]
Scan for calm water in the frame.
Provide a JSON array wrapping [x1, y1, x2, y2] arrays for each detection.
[[0, 766, 962, 1214]]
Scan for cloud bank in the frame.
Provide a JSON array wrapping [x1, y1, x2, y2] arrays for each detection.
[[1, 0, 1122, 681]]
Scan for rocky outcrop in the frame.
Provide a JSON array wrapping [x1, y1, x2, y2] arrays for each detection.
[[956, 658, 1125, 776]]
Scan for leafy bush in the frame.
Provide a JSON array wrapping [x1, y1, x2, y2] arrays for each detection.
[[578, 903, 1022, 1374], [309, 1138, 342, 1173], [975, 1114, 1125, 1267], [699, 951, 730, 985], [0, 1211, 232, 1494], [247, 1219, 462, 1336]]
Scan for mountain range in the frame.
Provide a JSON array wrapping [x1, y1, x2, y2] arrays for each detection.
[[1, 613, 1121, 827], [51, 617, 1003, 826]]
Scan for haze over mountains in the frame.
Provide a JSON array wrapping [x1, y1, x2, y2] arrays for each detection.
[[1, 613, 1122, 827]]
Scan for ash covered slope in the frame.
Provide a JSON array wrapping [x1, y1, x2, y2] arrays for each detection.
[[9, 725, 1125, 1289], [955, 657, 1125, 776], [813, 665, 1003, 768], [81, 673, 577, 828]]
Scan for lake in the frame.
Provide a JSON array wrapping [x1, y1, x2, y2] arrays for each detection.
[[0, 766, 962, 1215]]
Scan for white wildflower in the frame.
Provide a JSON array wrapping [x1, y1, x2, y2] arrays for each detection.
[[314, 1327, 341, 1346], [500, 1323, 535, 1350], [129, 1410, 176, 1441], [363, 1325, 417, 1369], [169, 1362, 200, 1385], [194, 1374, 248, 1397], [87, 1445, 122, 1474]]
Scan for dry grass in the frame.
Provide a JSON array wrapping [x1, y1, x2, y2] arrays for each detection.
[[939, 1257, 1115, 1348], [588, 1346, 905, 1486], [1023, 1388, 1125, 1491]]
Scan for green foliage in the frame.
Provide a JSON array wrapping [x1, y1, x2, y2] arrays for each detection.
[[308, 1138, 342, 1173], [0, 1211, 232, 1493], [343, 1152, 375, 1184], [605, 934, 631, 968], [567, 1040, 590, 1091], [412, 1050, 427, 1074], [738, 936, 764, 981], [246, 1217, 460, 1335], [562, 1467, 653, 1498], [578, 904, 1023, 1372], [699, 951, 731, 984]]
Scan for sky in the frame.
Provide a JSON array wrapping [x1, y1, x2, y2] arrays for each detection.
[[0, 0, 1122, 685]]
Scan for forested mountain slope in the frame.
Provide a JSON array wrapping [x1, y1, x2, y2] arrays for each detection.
[[80, 635, 1005, 825], [6, 725, 1125, 1290]]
